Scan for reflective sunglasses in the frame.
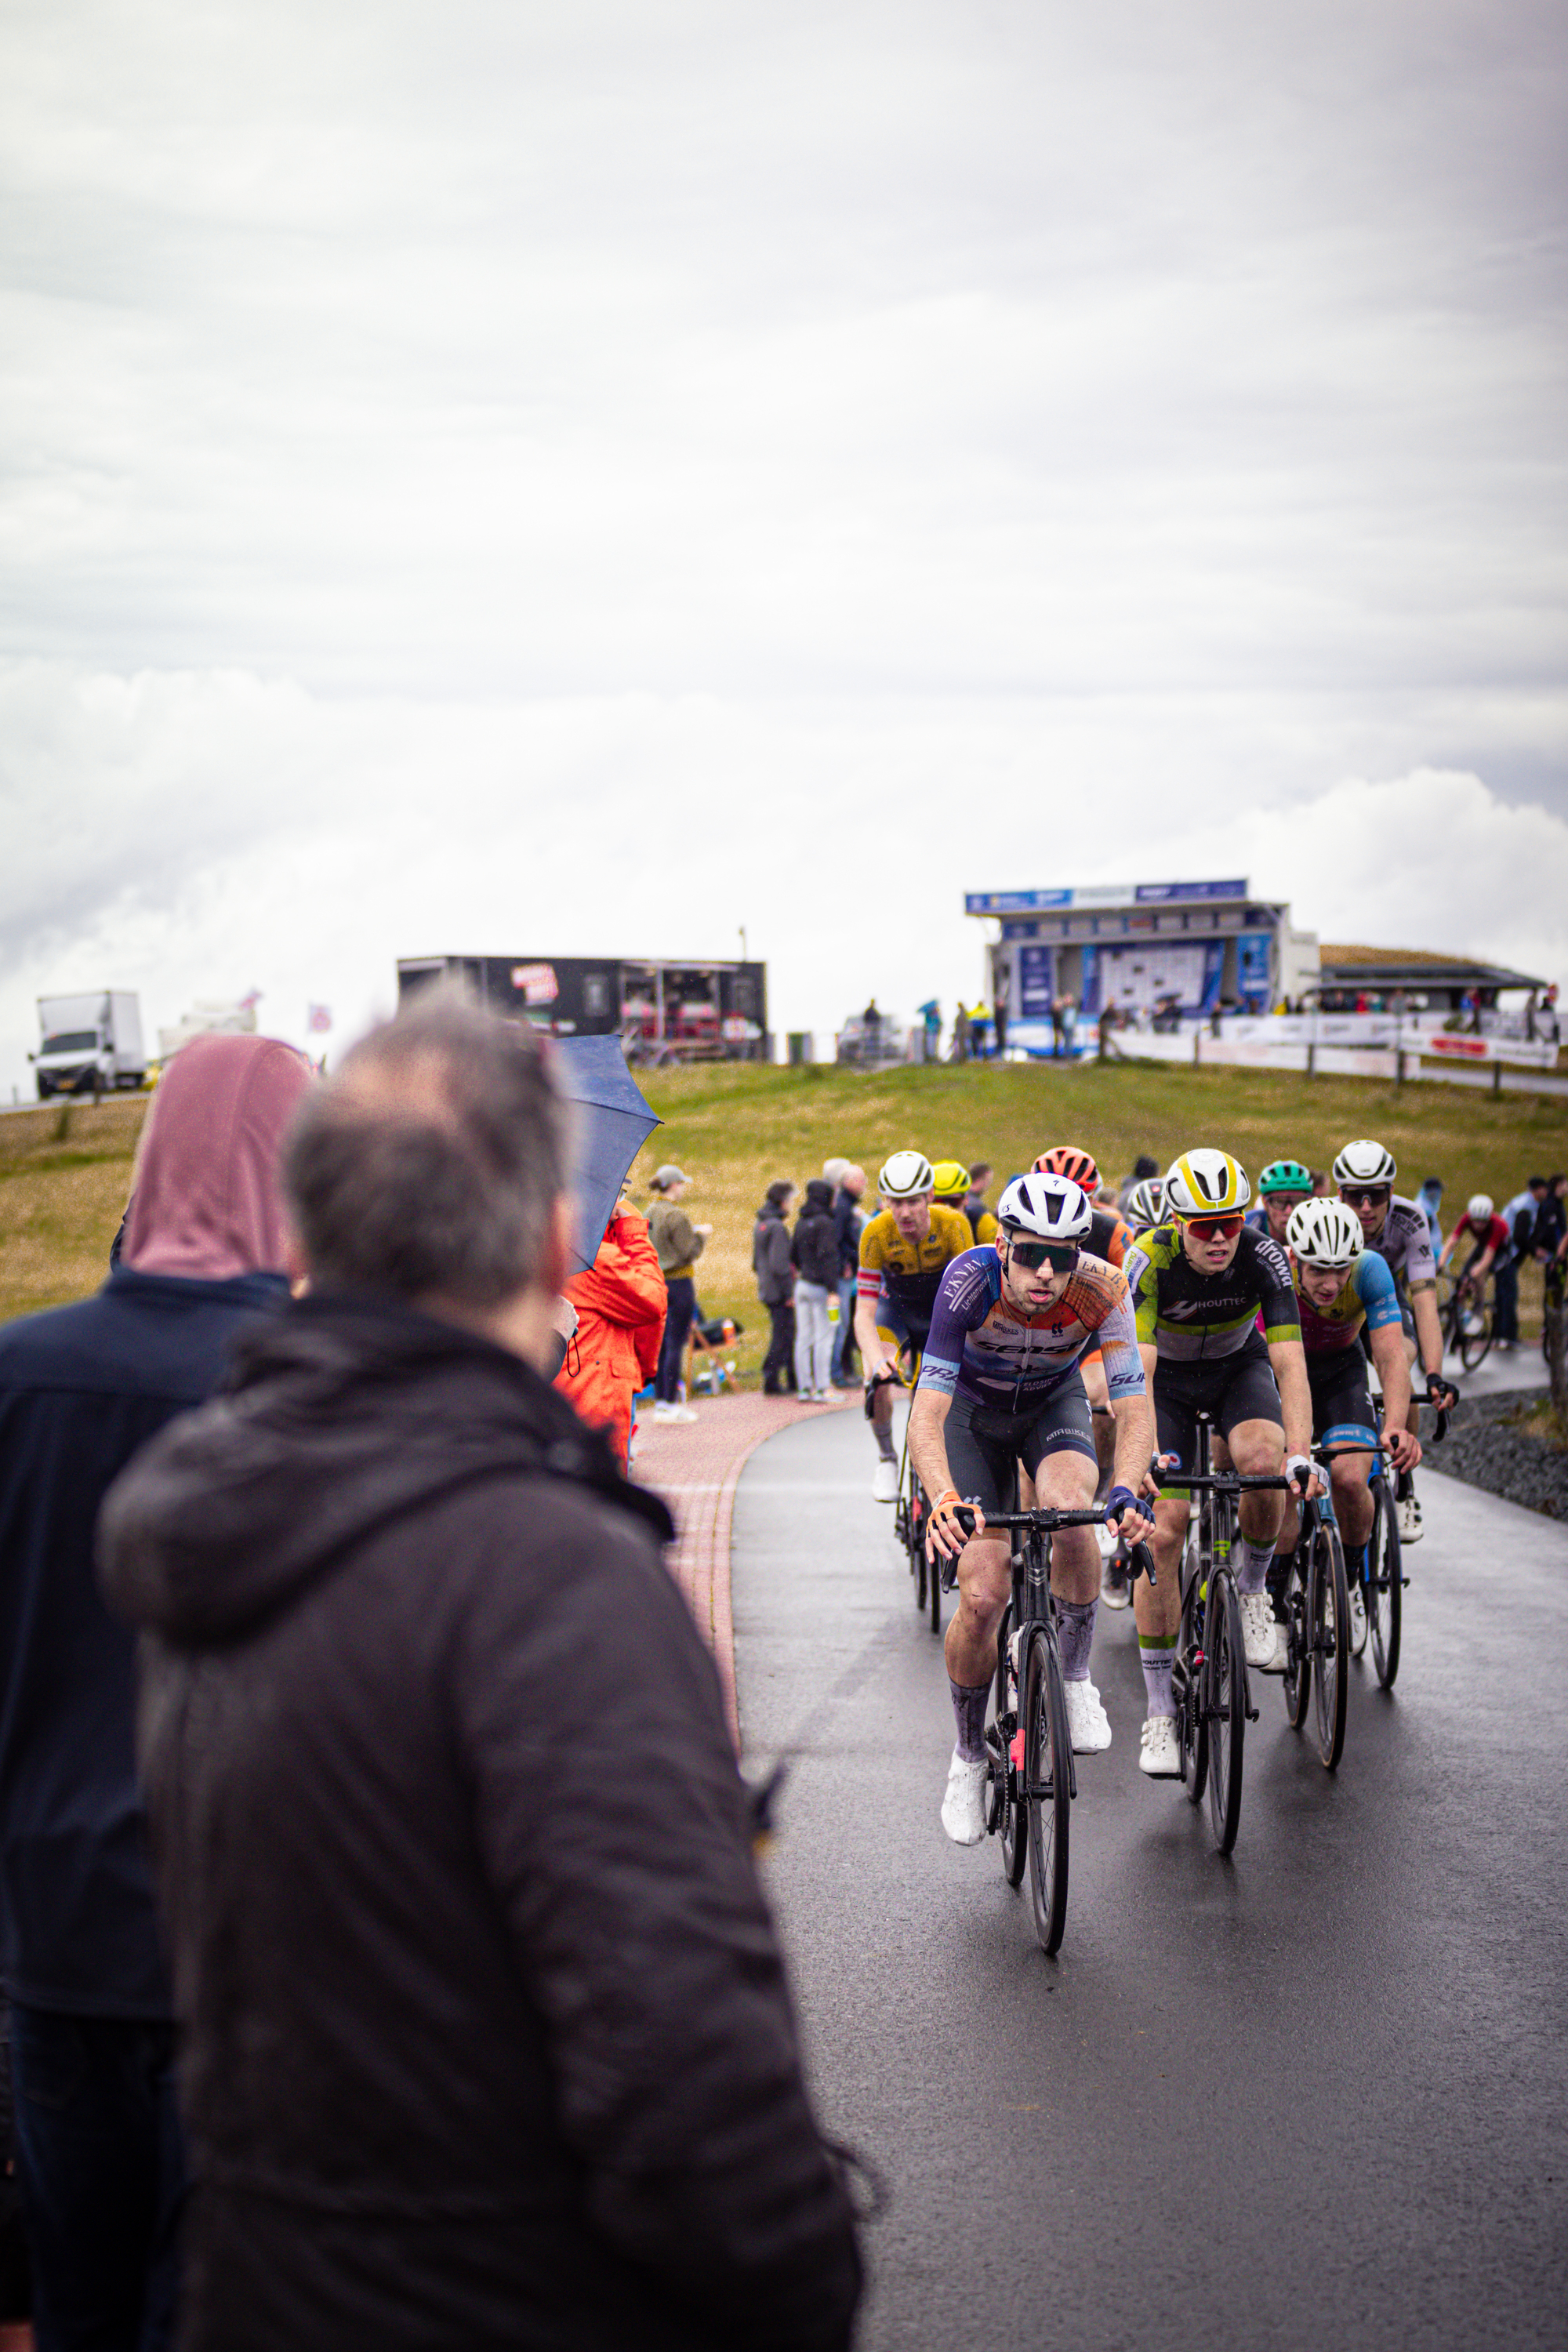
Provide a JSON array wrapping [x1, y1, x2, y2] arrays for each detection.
[[1007, 1237, 1080, 1273], [1340, 1185, 1390, 1207], [1181, 1212, 1244, 1240]]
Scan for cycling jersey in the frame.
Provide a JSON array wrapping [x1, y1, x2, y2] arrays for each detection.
[[1360, 1196, 1438, 1294], [857, 1205, 973, 1325], [1087, 1207, 1130, 1269], [1448, 1211, 1510, 1263], [1123, 1221, 1300, 1361], [1294, 1250, 1403, 1356], [917, 1247, 1145, 1410]]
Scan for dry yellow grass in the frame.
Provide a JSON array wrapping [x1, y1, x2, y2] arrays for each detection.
[[0, 1098, 146, 1322]]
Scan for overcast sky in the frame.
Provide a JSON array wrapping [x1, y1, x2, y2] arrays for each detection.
[[3, 0, 1565, 1091]]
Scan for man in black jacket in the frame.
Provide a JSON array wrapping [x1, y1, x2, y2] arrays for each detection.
[[0, 1031, 313, 2351], [100, 996, 860, 2352]]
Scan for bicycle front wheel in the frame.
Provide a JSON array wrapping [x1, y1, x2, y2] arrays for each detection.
[[996, 1608, 1027, 1888], [1024, 1628, 1070, 1955], [1281, 1541, 1312, 1731], [1177, 1551, 1209, 1803], [1205, 1571, 1247, 1853], [1370, 1483, 1403, 1690], [1460, 1301, 1492, 1373], [1310, 1521, 1349, 1769]]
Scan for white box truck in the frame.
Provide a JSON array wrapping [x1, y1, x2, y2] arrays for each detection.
[[32, 993, 147, 1099]]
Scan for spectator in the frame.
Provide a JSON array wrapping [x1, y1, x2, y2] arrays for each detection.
[[822, 1156, 849, 1189], [791, 1181, 840, 1400], [1496, 1178, 1548, 1353], [1534, 1174, 1567, 1311], [554, 1191, 666, 1465], [100, 997, 860, 2352], [1116, 1155, 1160, 1214], [968, 1001, 989, 1058], [916, 1000, 942, 1059], [753, 1181, 798, 1396], [993, 965, 1009, 1055], [1310, 1169, 1331, 1198], [1416, 1176, 1445, 1256], [646, 1165, 710, 1422], [0, 1031, 312, 2352], [949, 1003, 970, 1062], [830, 1165, 867, 1388]]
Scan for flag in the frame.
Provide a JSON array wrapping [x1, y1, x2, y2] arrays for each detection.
[[307, 1004, 332, 1034]]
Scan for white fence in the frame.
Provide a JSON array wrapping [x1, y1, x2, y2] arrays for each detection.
[[1104, 1024, 1567, 1096]]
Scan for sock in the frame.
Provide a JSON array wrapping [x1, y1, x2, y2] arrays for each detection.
[[1139, 1634, 1176, 1719], [877, 1428, 897, 1464], [1236, 1536, 1275, 1595], [949, 1679, 990, 1764], [1266, 1552, 1293, 1614], [1348, 1541, 1370, 1585], [1056, 1598, 1098, 1683]]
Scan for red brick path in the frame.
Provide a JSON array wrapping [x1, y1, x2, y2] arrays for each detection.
[[633, 1390, 858, 1746]]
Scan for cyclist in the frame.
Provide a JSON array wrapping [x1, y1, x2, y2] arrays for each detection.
[[1123, 1176, 1165, 1233], [1437, 1193, 1510, 1300], [932, 1160, 998, 1244], [856, 1151, 974, 1501], [911, 1174, 1156, 1841], [1246, 1159, 1313, 1244], [1123, 1150, 1320, 1778], [1033, 1147, 1133, 1602], [1275, 1198, 1422, 1644], [1333, 1141, 1456, 1542]]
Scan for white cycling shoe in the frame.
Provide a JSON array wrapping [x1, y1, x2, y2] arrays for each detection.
[[940, 1749, 989, 1845], [1238, 1590, 1287, 1672], [1398, 1488, 1424, 1543], [1062, 1678, 1112, 1753], [873, 1458, 898, 1503], [1138, 1715, 1181, 1777]]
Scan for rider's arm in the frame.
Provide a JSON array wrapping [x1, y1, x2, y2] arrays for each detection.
[[853, 1226, 898, 1380], [907, 1386, 958, 1518], [1369, 1321, 1421, 1470], [1408, 1281, 1444, 1381]]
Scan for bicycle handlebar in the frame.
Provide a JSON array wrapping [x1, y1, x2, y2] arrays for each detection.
[[952, 1506, 1156, 1588]]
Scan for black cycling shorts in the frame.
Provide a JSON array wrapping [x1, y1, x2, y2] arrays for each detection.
[[1152, 1329, 1282, 1485], [1306, 1348, 1379, 1447], [942, 1371, 1096, 1518]]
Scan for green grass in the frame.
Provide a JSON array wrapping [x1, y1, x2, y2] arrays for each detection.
[[4, 1063, 1565, 1396]]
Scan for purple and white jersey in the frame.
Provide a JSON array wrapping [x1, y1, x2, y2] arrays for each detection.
[[1362, 1195, 1438, 1294], [917, 1246, 1145, 1409]]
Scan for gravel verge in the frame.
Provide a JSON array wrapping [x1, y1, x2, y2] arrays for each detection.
[[1425, 1384, 1568, 1522]]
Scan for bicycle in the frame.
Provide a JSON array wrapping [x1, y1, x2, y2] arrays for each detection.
[[1156, 1412, 1287, 1854], [1439, 1264, 1493, 1371], [953, 1504, 1154, 1956], [1339, 1377, 1450, 1695], [894, 1422, 940, 1634], [1276, 1443, 1353, 1769]]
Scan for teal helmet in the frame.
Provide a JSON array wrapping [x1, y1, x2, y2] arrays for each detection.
[[1259, 1158, 1312, 1197]]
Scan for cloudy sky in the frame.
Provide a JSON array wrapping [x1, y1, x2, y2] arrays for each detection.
[[3, 0, 1565, 1091]]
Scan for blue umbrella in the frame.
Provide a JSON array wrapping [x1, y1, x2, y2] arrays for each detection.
[[554, 1035, 662, 1273]]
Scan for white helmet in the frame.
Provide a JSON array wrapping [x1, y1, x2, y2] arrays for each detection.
[[1164, 1149, 1250, 1218], [1333, 1138, 1397, 1188], [996, 1171, 1094, 1243], [1467, 1193, 1494, 1223], [1124, 1177, 1165, 1229], [878, 1149, 934, 1199], [1287, 1198, 1364, 1268]]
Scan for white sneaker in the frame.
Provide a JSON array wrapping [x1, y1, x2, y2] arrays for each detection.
[[873, 1458, 898, 1503], [1062, 1678, 1112, 1753], [1398, 1489, 1423, 1544], [652, 1402, 697, 1423], [1138, 1715, 1181, 1777], [940, 1748, 989, 1845], [1238, 1590, 1287, 1672]]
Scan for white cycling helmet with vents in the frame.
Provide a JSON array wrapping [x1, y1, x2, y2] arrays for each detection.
[[1124, 1177, 1166, 1230], [996, 1171, 1094, 1243], [877, 1150, 935, 1199], [1287, 1198, 1364, 1268], [1466, 1193, 1494, 1224], [1164, 1149, 1250, 1218], [1333, 1138, 1397, 1188]]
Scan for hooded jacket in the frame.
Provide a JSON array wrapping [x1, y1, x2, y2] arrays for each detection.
[[98, 1297, 860, 2352], [0, 1032, 310, 2017], [790, 1181, 841, 1290], [554, 1206, 666, 1465], [752, 1198, 795, 1306]]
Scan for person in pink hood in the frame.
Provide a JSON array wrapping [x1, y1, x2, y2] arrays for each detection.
[[0, 1030, 311, 2352]]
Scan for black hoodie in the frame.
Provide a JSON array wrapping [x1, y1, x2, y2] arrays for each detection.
[[99, 1295, 859, 2352]]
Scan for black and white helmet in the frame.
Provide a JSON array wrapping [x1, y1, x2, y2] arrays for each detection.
[[996, 1171, 1094, 1243], [1333, 1138, 1397, 1188], [1124, 1177, 1166, 1230], [1287, 1199, 1363, 1269], [878, 1150, 935, 1199]]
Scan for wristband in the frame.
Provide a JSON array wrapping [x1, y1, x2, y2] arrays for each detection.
[[1287, 1454, 1313, 1487], [932, 1487, 962, 1511]]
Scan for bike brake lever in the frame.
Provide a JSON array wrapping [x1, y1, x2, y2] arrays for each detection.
[[1131, 1541, 1157, 1589]]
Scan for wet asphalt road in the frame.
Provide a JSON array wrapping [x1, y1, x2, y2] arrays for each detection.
[[732, 1403, 1568, 2352]]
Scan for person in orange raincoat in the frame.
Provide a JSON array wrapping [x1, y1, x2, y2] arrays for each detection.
[[554, 1199, 667, 1470]]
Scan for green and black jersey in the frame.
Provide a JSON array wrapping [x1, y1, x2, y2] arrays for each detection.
[[1123, 1221, 1301, 1362]]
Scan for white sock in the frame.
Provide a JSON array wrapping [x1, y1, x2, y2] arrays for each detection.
[[1139, 1635, 1176, 1719], [1236, 1537, 1275, 1595]]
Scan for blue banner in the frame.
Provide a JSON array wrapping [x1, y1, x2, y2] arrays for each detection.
[[1236, 931, 1271, 1007], [1080, 943, 1100, 1017], [1200, 940, 1225, 1011], [1018, 944, 1054, 1018]]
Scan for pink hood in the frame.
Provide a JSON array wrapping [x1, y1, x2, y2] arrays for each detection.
[[123, 1033, 314, 1282]]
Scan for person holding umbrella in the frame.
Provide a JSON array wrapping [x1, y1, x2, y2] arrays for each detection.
[[554, 1189, 666, 1468]]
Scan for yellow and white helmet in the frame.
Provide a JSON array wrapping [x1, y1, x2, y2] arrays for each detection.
[[1164, 1149, 1251, 1218]]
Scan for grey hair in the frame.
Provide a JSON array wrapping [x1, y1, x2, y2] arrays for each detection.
[[284, 993, 572, 1306]]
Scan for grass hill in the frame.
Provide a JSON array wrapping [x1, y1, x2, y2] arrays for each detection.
[[3, 1062, 1563, 1383]]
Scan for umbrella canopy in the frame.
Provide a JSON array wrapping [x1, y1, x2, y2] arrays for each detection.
[[553, 1035, 662, 1273]]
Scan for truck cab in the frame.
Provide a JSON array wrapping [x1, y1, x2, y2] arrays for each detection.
[[33, 993, 146, 1099]]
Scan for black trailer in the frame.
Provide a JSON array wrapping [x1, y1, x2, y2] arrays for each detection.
[[396, 955, 768, 1062]]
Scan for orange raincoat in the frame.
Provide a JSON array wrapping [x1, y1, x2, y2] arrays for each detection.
[[554, 1207, 667, 1468]]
